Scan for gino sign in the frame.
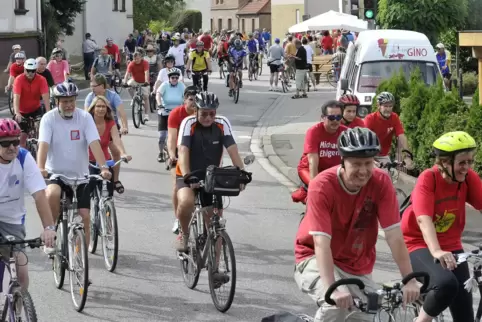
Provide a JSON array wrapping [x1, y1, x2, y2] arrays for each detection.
[[377, 38, 429, 60]]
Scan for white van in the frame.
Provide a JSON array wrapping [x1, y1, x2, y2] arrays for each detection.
[[335, 29, 441, 118]]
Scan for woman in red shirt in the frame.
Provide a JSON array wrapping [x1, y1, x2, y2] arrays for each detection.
[[320, 30, 333, 55], [338, 94, 365, 128], [88, 96, 132, 194], [401, 131, 482, 322]]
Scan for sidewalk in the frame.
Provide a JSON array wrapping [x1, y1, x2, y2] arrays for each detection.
[[252, 93, 482, 248]]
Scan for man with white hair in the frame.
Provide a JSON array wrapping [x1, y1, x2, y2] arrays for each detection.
[[36, 57, 55, 88], [435, 43, 452, 89]]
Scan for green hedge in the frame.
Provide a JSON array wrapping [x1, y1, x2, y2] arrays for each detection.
[[374, 69, 482, 176]]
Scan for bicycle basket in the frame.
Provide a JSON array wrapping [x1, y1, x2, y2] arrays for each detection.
[[204, 165, 251, 197]]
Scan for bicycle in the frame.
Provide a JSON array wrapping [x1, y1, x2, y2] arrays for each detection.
[[188, 71, 208, 93], [178, 164, 252, 312], [24, 115, 41, 160], [278, 65, 291, 93], [0, 236, 42, 322], [124, 83, 149, 129], [230, 67, 241, 104], [88, 158, 128, 272], [248, 54, 259, 81], [324, 271, 430, 322], [48, 173, 90, 312], [6, 89, 13, 116], [149, 72, 157, 113], [378, 160, 408, 203], [258, 51, 264, 75]]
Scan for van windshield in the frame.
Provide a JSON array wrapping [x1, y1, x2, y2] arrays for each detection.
[[357, 61, 439, 93]]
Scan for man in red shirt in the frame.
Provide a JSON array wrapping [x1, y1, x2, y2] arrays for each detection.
[[166, 86, 197, 235], [5, 52, 26, 91], [364, 91, 413, 169], [294, 127, 420, 321], [13, 58, 50, 147], [105, 37, 121, 70], [199, 31, 213, 56], [338, 94, 365, 128], [123, 51, 150, 122]]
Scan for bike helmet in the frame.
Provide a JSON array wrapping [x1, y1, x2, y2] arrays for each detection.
[[433, 131, 476, 156], [51, 47, 63, 56], [338, 127, 381, 158], [234, 39, 242, 48], [0, 119, 21, 138], [196, 41, 204, 47], [14, 52, 25, 60], [195, 92, 219, 109], [339, 94, 360, 106], [167, 68, 181, 77], [53, 81, 79, 98], [377, 91, 395, 105], [106, 37, 113, 42], [23, 58, 37, 70], [12, 44, 21, 50], [163, 54, 175, 63], [184, 85, 197, 96]]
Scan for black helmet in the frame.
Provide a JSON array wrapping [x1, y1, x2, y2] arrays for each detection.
[[163, 54, 175, 63], [195, 91, 219, 109], [184, 85, 197, 96], [338, 127, 381, 158], [376, 91, 395, 105]]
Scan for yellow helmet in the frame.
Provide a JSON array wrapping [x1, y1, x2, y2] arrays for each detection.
[[433, 131, 477, 155]]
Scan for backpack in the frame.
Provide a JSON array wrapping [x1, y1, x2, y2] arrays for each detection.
[[94, 55, 111, 69], [17, 148, 28, 169]]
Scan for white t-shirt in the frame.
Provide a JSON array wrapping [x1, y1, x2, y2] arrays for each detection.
[[303, 44, 314, 65], [157, 68, 184, 84], [167, 44, 186, 66], [39, 108, 100, 178], [0, 150, 46, 224]]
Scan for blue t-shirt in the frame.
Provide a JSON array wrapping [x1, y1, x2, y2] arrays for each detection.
[[159, 81, 185, 115], [262, 32, 270, 41], [257, 35, 265, 49], [436, 52, 450, 75], [247, 39, 258, 53], [229, 47, 246, 66], [84, 90, 122, 124]]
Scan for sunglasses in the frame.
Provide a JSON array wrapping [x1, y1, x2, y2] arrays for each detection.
[[170, 76, 179, 80], [25, 69, 36, 74], [0, 139, 20, 148], [326, 114, 342, 121], [200, 111, 216, 118]]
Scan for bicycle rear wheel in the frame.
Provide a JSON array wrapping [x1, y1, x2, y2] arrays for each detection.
[[113, 74, 122, 94], [248, 66, 253, 81], [139, 101, 146, 125], [8, 90, 13, 116], [180, 221, 201, 289], [101, 200, 119, 272], [132, 99, 141, 128], [208, 230, 236, 313], [89, 192, 100, 254], [10, 289, 38, 322], [53, 219, 67, 289], [327, 70, 336, 87], [69, 229, 89, 312], [254, 65, 259, 80], [149, 94, 156, 113]]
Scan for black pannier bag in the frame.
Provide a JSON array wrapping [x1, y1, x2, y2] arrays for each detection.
[[204, 165, 252, 197]]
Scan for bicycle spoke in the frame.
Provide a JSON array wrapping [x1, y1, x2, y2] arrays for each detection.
[[69, 229, 89, 312]]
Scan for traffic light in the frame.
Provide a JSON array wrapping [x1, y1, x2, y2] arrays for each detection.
[[350, 0, 360, 18], [363, 0, 377, 20]]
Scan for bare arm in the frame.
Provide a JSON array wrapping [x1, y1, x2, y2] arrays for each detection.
[[41, 92, 50, 111], [167, 128, 178, 159], [226, 144, 244, 169], [308, 153, 319, 179], [123, 72, 131, 84], [32, 190, 55, 227], [186, 58, 192, 70], [37, 142, 49, 170], [384, 227, 413, 277], [144, 70, 149, 83], [116, 103, 128, 130], [7, 75, 14, 87], [110, 126, 127, 155], [398, 134, 410, 151], [13, 93, 20, 115], [313, 235, 336, 289], [178, 145, 190, 175], [417, 215, 442, 255]]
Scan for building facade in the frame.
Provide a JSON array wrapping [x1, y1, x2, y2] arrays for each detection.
[[271, 0, 304, 40], [304, 0, 341, 20], [185, 0, 211, 32], [210, 0, 248, 32], [62, 0, 134, 61], [237, 0, 271, 33]]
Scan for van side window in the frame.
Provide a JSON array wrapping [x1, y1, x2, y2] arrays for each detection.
[[346, 47, 358, 89], [350, 65, 359, 89]]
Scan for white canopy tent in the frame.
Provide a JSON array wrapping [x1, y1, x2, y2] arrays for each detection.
[[289, 10, 368, 33]]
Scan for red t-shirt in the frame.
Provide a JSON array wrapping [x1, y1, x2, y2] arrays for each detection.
[[105, 44, 120, 63], [342, 117, 365, 129], [189, 41, 197, 49], [168, 105, 191, 130], [200, 35, 213, 50], [217, 41, 229, 57], [297, 123, 347, 173], [10, 63, 24, 78], [13, 74, 49, 114], [321, 36, 333, 51], [89, 120, 116, 161], [127, 60, 149, 83], [402, 166, 482, 253], [364, 112, 404, 156], [295, 166, 400, 274]]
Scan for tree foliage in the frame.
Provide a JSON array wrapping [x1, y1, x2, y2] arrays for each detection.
[[133, 0, 184, 31], [172, 10, 202, 32], [377, 0, 468, 43]]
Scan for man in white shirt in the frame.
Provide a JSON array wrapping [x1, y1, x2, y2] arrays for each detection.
[[153, 54, 183, 94], [167, 36, 187, 76], [302, 37, 317, 91], [0, 118, 56, 289], [37, 82, 111, 254]]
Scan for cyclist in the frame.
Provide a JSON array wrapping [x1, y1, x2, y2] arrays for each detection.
[[91, 47, 113, 85], [37, 81, 111, 256], [401, 131, 482, 322], [124, 33, 137, 63], [186, 41, 212, 92], [255, 31, 265, 69], [35, 57, 55, 88], [267, 38, 284, 92], [47, 48, 70, 85], [227, 39, 246, 97], [364, 91, 413, 169], [216, 36, 229, 79], [175, 92, 244, 253], [0, 118, 56, 289], [247, 33, 259, 75], [294, 127, 420, 322], [13, 59, 50, 148], [153, 54, 183, 93], [167, 86, 198, 235], [105, 37, 121, 82], [4, 44, 25, 73], [5, 52, 25, 92], [123, 51, 150, 123], [144, 44, 162, 75], [338, 94, 365, 128], [156, 68, 185, 162], [167, 35, 187, 76]]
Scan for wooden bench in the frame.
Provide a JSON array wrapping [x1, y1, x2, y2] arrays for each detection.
[[312, 55, 333, 84]]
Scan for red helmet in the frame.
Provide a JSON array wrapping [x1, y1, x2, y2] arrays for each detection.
[[339, 94, 360, 106], [0, 119, 21, 138]]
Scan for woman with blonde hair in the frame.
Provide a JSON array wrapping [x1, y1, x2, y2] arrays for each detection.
[[88, 95, 132, 194]]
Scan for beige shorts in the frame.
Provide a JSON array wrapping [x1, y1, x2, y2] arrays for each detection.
[[294, 256, 380, 322], [295, 69, 308, 90], [127, 79, 149, 96]]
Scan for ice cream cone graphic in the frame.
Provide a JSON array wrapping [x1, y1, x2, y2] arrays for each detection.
[[377, 38, 388, 56]]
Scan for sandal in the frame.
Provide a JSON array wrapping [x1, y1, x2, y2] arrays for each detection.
[[291, 94, 301, 99], [302, 93, 308, 98], [114, 181, 125, 194]]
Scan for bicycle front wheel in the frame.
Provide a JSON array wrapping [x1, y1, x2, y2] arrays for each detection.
[[8, 91, 13, 116], [208, 230, 236, 313], [132, 99, 141, 128], [113, 74, 122, 94], [375, 304, 419, 322], [181, 221, 201, 289], [234, 78, 240, 104], [88, 194, 99, 254], [10, 289, 38, 322], [101, 200, 119, 272], [327, 70, 336, 87], [69, 229, 89, 312], [53, 220, 67, 289]]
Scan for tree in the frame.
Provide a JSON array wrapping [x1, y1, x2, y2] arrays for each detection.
[[172, 10, 202, 33], [133, 0, 184, 31], [377, 0, 468, 44]]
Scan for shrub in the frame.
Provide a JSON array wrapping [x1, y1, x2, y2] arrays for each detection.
[[148, 20, 173, 34], [473, 87, 480, 107], [172, 10, 202, 33], [462, 72, 478, 96], [371, 69, 409, 115]]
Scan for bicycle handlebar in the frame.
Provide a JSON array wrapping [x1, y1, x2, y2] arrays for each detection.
[[89, 157, 128, 170], [435, 248, 482, 265], [0, 236, 43, 249]]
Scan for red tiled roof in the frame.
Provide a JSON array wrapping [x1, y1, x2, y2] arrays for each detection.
[[237, 0, 270, 15]]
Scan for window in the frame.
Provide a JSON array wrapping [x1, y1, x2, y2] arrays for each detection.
[[251, 19, 255, 32], [242, 19, 245, 32], [113, 0, 118, 11], [227, 18, 232, 30], [14, 0, 29, 15], [211, 19, 214, 32], [296, 9, 300, 23], [220, 0, 223, 3], [218, 18, 222, 31], [216, 0, 219, 4], [120, 0, 126, 12]]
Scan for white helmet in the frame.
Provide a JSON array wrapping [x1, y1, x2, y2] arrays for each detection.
[[23, 58, 37, 70], [14, 52, 25, 60], [436, 43, 445, 49], [12, 44, 21, 50]]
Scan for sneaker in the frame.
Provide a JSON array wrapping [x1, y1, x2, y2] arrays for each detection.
[[174, 233, 189, 253], [44, 246, 55, 256], [239, 81, 243, 88], [268, 86, 273, 91], [157, 152, 164, 163], [228, 90, 233, 97], [143, 114, 149, 122], [172, 219, 180, 235]]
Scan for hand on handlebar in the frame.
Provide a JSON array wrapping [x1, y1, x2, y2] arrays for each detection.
[[329, 289, 353, 309], [41, 229, 56, 248], [401, 279, 421, 307], [40, 169, 49, 178], [100, 168, 112, 180]]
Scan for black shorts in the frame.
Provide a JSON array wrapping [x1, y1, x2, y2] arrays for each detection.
[[227, 63, 241, 73], [19, 108, 43, 133], [443, 73, 452, 80], [158, 114, 168, 131], [48, 180, 91, 209], [218, 56, 227, 67], [175, 176, 223, 208], [88, 162, 114, 197], [269, 63, 282, 73]]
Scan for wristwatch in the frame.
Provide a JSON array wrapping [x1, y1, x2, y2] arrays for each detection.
[[44, 225, 56, 231]]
